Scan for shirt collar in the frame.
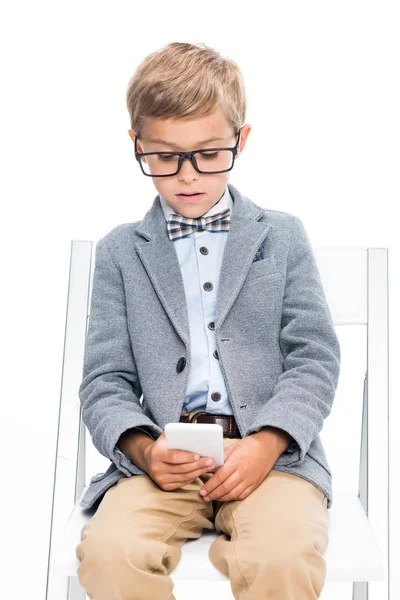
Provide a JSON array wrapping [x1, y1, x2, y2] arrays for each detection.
[[158, 187, 233, 222]]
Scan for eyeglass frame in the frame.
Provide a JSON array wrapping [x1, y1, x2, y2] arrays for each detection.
[[134, 129, 242, 177]]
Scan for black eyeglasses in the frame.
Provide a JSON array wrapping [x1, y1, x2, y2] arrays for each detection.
[[134, 130, 241, 177]]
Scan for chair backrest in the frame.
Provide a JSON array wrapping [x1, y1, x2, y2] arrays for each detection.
[[50, 241, 389, 594]]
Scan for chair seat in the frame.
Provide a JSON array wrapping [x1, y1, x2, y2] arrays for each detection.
[[52, 488, 384, 583]]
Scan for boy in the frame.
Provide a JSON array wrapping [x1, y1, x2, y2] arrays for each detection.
[[76, 42, 340, 600]]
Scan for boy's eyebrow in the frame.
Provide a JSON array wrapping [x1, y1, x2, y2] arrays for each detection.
[[144, 136, 226, 149]]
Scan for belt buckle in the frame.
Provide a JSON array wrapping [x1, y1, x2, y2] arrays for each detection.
[[188, 411, 209, 423]]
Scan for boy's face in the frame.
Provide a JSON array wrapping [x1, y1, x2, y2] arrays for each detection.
[[128, 108, 251, 218]]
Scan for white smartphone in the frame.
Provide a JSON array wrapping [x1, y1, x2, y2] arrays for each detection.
[[164, 422, 224, 470]]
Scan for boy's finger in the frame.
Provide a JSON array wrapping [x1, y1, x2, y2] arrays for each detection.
[[164, 450, 200, 464], [200, 463, 233, 497]]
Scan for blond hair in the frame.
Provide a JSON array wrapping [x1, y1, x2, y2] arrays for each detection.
[[126, 42, 246, 138]]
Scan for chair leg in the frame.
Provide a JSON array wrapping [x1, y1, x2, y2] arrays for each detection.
[[67, 576, 87, 600], [352, 581, 368, 600]]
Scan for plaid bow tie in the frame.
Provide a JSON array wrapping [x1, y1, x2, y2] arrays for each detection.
[[167, 208, 231, 241]]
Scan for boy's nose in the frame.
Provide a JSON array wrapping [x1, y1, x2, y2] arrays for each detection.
[[179, 156, 198, 176]]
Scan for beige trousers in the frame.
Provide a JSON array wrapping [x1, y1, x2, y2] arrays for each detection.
[[76, 437, 329, 600]]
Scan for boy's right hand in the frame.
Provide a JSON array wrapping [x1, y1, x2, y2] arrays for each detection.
[[143, 431, 216, 491]]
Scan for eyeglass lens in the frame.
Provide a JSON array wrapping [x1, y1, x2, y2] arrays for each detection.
[[139, 150, 234, 176]]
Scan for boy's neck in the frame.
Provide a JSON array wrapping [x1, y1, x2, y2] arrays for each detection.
[[158, 186, 232, 221]]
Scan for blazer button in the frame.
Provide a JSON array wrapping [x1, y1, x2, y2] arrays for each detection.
[[213, 350, 219, 360], [176, 357, 186, 373], [200, 246, 209, 255], [211, 392, 221, 402]]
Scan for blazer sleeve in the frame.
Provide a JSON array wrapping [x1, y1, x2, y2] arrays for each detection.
[[247, 215, 341, 467], [78, 237, 163, 477]]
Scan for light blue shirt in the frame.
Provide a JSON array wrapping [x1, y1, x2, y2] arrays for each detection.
[[119, 186, 297, 452], [159, 187, 234, 415]]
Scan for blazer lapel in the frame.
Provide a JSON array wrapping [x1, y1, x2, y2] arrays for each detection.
[[134, 183, 273, 346]]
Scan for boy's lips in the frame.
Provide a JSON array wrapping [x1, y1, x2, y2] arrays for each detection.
[[176, 193, 205, 202], [176, 192, 203, 195]]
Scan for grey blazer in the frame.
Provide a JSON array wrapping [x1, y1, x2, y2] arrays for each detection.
[[79, 182, 340, 511]]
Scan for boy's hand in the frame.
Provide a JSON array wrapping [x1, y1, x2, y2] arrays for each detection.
[[143, 431, 216, 491], [199, 434, 279, 503]]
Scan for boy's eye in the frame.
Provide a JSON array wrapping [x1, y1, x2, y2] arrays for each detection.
[[156, 151, 219, 161], [200, 152, 219, 159]]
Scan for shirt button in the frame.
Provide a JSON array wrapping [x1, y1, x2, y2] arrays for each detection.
[[200, 246, 209, 255], [213, 350, 219, 360], [211, 392, 221, 402], [208, 321, 215, 331], [203, 282, 213, 291]]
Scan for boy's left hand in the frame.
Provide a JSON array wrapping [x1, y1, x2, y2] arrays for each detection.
[[199, 434, 279, 502]]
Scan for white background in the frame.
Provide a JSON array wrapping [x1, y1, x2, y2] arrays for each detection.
[[0, 1, 398, 599]]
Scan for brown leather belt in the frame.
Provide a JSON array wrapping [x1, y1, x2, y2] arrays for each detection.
[[179, 411, 241, 438]]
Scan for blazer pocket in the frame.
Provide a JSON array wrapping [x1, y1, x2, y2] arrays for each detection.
[[80, 463, 123, 510], [307, 449, 332, 477], [246, 255, 282, 286]]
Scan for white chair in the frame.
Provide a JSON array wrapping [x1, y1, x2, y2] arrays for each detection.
[[45, 242, 389, 600]]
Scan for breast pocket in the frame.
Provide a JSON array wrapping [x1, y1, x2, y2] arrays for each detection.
[[246, 255, 283, 287]]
